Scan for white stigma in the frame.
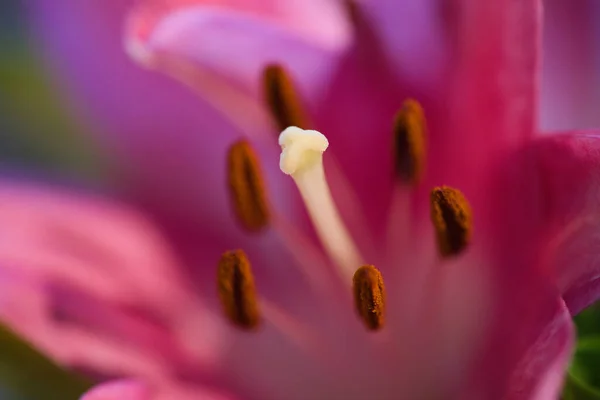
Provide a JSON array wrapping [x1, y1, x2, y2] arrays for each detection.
[[279, 126, 362, 281]]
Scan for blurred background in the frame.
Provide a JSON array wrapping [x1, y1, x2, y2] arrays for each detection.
[[2, 0, 600, 398]]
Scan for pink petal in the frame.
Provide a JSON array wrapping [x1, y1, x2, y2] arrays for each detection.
[[419, 0, 541, 215], [0, 181, 224, 381], [130, 0, 350, 51], [80, 379, 241, 400], [81, 380, 151, 400], [529, 132, 600, 314], [541, 0, 600, 130], [506, 300, 574, 399], [26, 1, 262, 237], [125, 3, 349, 135]]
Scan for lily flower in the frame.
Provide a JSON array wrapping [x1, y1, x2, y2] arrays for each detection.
[[15, 0, 600, 399]]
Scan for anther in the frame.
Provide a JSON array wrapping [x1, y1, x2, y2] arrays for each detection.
[[217, 250, 260, 330], [353, 265, 386, 330], [227, 140, 270, 232], [262, 64, 311, 131], [430, 186, 472, 257], [393, 99, 426, 184]]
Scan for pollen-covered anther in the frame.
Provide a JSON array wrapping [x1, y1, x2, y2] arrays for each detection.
[[227, 140, 270, 232], [263, 64, 310, 131], [430, 186, 473, 257], [353, 265, 386, 331], [393, 99, 426, 184], [217, 250, 261, 330]]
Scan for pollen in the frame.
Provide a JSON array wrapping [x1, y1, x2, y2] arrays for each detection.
[[217, 250, 261, 330], [353, 265, 386, 331], [263, 64, 310, 131], [430, 186, 472, 257], [227, 140, 270, 232], [393, 99, 426, 184]]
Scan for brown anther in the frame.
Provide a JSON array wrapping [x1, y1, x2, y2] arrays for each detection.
[[217, 250, 260, 330], [430, 186, 472, 257], [393, 99, 427, 184], [262, 64, 310, 131], [227, 140, 270, 231], [353, 265, 386, 331]]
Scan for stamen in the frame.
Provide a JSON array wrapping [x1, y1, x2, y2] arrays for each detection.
[[263, 64, 310, 131], [430, 186, 472, 257], [353, 265, 386, 330], [278, 126, 362, 280], [227, 140, 270, 231], [393, 99, 426, 184], [217, 250, 260, 330]]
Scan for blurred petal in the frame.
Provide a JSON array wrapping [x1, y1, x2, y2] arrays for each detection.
[[126, 4, 349, 135], [423, 0, 541, 209], [529, 132, 600, 314], [0, 181, 224, 382], [26, 1, 253, 234], [540, 0, 600, 130], [81, 380, 150, 400], [506, 300, 574, 399]]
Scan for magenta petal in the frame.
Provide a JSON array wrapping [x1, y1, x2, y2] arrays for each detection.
[[421, 0, 541, 211], [529, 132, 600, 313], [541, 0, 600, 130], [80, 380, 151, 400]]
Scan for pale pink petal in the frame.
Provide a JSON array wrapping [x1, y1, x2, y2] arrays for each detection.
[[126, 4, 349, 137], [81, 380, 151, 400], [506, 300, 574, 399], [129, 0, 350, 51]]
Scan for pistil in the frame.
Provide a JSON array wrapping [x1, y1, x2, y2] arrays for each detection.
[[278, 126, 362, 280]]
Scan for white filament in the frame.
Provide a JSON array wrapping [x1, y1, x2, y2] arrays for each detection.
[[279, 126, 362, 281]]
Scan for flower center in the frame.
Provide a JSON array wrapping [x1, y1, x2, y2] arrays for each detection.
[[218, 65, 474, 333]]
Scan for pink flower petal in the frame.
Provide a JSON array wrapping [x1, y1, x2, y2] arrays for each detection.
[[419, 0, 541, 215], [0, 181, 225, 382], [506, 299, 574, 399], [27, 1, 262, 236], [80, 378, 242, 400], [541, 0, 600, 130], [126, 3, 349, 135], [129, 0, 350, 51], [80, 380, 151, 400], [528, 132, 600, 314]]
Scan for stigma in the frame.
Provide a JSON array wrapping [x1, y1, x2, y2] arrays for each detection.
[[278, 126, 362, 280]]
